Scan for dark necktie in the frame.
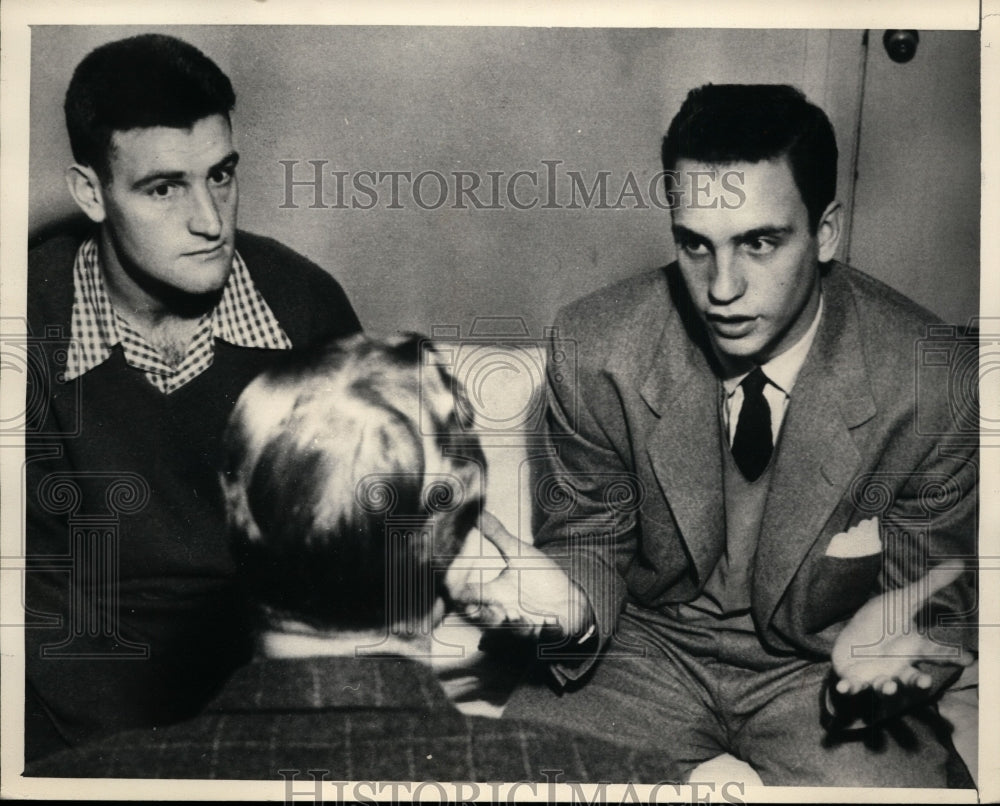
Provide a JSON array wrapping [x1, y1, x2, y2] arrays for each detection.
[[731, 367, 773, 482]]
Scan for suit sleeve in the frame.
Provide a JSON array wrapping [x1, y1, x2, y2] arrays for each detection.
[[825, 320, 979, 716], [887, 316, 978, 692], [881, 437, 977, 697], [531, 313, 642, 683], [822, 433, 976, 727]]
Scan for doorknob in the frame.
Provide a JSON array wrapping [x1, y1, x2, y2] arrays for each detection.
[[883, 30, 919, 63]]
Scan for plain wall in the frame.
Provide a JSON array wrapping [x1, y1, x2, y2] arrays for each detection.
[[848, 29, 980, 327], [28, 26, 978, 337]]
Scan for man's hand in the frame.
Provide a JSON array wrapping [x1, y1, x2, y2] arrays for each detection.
[[831, 564, 973, 699], [454, 511, 592, 640]]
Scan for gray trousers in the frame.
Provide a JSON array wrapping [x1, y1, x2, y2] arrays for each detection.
[[503, 604, 957, 787]]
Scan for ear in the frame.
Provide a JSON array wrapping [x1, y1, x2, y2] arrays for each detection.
[[65, 164, 107, 223], [816, 200, 843, 263]]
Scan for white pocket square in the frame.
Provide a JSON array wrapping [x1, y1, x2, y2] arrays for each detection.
[[825, 516, 882, 558]]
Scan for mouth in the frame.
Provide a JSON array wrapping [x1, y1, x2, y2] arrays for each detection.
[[184, 242, 227, 258], [706, 313, 757, 339]]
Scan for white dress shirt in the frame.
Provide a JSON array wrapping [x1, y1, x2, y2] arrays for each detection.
[[721, 295, 825, 447]]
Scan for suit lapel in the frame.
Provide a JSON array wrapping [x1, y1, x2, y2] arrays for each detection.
[[638, 272, 726, 585], [752, 265, 876, 629]]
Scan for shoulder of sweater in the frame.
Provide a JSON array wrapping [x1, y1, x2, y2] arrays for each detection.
[[28, 231, 87, 331], [235, 230, 344, 292], [235, 230, 361, 342]]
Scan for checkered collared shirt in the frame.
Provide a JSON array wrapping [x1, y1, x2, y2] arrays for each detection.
[[66, 237, 292, 394]]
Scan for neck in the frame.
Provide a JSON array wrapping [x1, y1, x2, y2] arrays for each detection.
[[257, 621, 436, 662]]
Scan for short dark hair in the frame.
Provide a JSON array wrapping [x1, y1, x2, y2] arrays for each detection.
[[661, 84, 838, 232], [221, 333, 486, 634], [64, 33, 235, 180]]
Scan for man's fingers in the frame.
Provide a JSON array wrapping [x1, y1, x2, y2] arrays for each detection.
[[836, 662, 941, 699], [460, 596, 508, 627], [452, 581, 482, 607], [476, 510, 523, 562], [454, 574, 530, 628], [908, 642, 975, 667]]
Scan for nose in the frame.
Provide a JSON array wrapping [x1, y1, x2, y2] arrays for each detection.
[[188, 184, 223, 239], [707, 251, 745, 305]]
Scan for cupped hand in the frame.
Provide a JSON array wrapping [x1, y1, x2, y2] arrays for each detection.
[[452, 510, 591, 640], [831, 564, 972, 698]]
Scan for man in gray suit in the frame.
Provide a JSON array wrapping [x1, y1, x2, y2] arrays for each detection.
[[463, 84, 977, 786]]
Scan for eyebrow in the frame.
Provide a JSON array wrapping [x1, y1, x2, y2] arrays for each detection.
[[671, 224, 705, 243], [671, 223, 793, 245], [131, 150, 240, 191], [737, 225, 793, 241]]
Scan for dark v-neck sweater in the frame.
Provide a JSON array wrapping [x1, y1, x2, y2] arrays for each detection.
[[24, 229, 361, 756]]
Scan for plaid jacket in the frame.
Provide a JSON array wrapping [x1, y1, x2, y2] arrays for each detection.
[[26, 655, 680, 783]]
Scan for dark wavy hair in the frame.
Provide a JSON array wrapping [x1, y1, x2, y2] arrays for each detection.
[[661, 84, 838, 232], [64, 33, 235, 180], [221, 333, 485, 634]]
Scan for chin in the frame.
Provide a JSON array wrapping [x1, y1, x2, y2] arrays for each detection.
[[183, 277, 229, 298], [163, 273, 231, 315], [713, 338, 764, 361], [191, 261, 234, 294]]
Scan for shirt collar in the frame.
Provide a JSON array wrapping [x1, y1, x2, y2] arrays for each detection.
[[213, 249, 293, 350], [66, 236, 291, 382], [721, 294, 824, 398]]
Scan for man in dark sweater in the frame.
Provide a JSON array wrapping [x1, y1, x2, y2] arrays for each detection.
[[27, 334, 682, 785], [24, 33, 360, 763]]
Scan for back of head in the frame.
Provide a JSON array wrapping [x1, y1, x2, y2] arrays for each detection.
[[64, 33, 235, 180], [221, 333, 485, 634], [661, 83, 838, 232]]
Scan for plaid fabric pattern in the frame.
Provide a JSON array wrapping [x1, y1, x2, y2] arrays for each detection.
[[66, 238, 292, 394], [27, 656, 676, 783], [113, 312, 214, 395]]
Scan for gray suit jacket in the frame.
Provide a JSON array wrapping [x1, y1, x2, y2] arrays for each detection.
[[533, 261, 977, 681]]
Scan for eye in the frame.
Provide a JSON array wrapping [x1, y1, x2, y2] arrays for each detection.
[[679, 240, 710, 258], [743, 238, 777, 256], [209, 166, 235, 186], [149, 182, 180, 199]]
